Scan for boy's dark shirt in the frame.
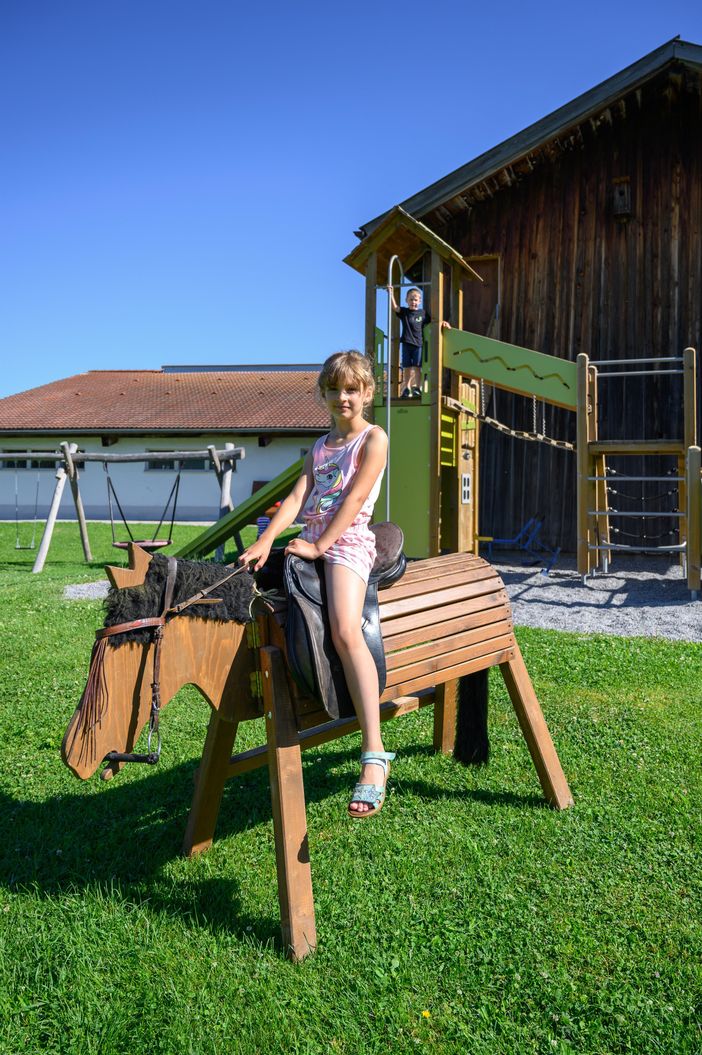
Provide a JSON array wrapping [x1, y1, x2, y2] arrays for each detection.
[[395, 306, 431, 347]]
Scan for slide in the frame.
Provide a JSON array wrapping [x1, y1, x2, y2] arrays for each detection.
[[171, 457, 304, 559]]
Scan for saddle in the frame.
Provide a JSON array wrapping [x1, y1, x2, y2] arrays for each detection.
[[281, 522, 406, 720]]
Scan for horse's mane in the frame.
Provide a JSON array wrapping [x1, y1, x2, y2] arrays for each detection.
[[103, 554, 255, 645]]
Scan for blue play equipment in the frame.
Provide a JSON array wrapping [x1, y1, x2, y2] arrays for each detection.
[[479, 516, 561, 574]]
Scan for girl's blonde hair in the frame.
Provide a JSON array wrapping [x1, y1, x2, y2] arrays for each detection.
[[317, 350, 375, 398]]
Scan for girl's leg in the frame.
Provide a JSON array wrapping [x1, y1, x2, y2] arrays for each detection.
[[324, 562, 388, 815]]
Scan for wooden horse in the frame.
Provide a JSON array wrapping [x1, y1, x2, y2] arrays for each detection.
[[62, 543, 573, 960]]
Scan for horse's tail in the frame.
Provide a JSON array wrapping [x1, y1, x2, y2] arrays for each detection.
[[454, 669, 490, 765]]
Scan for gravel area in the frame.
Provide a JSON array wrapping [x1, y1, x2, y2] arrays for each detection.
[[63, 554, 701, 644], [63, 581, 111, 601], [493, 553, 701, 643]]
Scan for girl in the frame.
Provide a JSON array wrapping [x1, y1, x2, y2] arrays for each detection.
[[239, 350, 392, 819]]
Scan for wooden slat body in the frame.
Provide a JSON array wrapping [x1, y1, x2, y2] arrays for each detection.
[[377, 553, 514, 702]]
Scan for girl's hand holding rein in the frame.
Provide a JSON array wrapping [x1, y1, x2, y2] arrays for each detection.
[[237, 537, 272, 572]]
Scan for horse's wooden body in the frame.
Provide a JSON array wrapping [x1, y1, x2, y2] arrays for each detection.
[[62, 546, 573, 961]]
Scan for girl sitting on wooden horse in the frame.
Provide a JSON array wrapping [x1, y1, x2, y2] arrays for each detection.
[[239, 350, 392, 818]]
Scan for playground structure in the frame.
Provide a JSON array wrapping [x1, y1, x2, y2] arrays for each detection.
[[11, 442, 244, 573], [576, 350, 700, 596], [62, 544, 573, 961], [166, 207, 699, 597]]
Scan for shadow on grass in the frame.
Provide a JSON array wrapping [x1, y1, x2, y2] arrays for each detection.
[[0, 739, 544, 953]]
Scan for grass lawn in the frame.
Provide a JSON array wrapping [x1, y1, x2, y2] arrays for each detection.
[[0, 522, 700, 1054]]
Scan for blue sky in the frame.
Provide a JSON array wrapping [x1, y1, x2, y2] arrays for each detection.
[[2, 0, 701, 399]]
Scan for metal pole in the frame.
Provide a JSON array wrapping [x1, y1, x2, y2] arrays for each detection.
[[386, 254, 405, 522]]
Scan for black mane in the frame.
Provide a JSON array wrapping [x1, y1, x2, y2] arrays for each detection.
[[103, 554, 255, 645]]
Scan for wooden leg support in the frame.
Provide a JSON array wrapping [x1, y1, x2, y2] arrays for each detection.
[[182, 711, 240, 857], [433, 678, 458, 754], [261, 645, 317, 961], [500, 647, 574, 810]]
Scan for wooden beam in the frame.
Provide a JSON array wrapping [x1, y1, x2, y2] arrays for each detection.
[[61, 441, 92, 563], [576, 353, 591, 576], [364, 250, 378, 362], [428, 252, 444, 557], [500, 647, 574, 810], [225, 694, 433, 779], [687, 446, 701, 596], [261, 646, 317, 961]]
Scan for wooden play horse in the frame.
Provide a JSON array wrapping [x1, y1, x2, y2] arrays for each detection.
[[62, 543, 573, 961]]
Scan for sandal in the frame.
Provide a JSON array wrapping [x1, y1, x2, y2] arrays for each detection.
[[348, 751, 396, 820]]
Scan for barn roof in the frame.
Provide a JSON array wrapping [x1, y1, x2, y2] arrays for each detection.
[[356, 37, 702, 238], [0, 368, 328, 435]]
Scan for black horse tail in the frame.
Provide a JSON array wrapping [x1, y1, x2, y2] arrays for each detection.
[[454, 669, 490, 765]]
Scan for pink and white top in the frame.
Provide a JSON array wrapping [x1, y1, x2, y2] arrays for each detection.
[[299, 424, 385, 583]]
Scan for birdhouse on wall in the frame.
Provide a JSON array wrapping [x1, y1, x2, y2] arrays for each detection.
[[612, 176, 632, 221]]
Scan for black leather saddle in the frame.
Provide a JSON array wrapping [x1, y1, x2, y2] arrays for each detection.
[[281, 522, 406, 720]]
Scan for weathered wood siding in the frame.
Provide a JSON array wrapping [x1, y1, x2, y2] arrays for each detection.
[[436, 66, 702, 551]]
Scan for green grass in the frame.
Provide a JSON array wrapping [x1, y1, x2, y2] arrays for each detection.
[[1, 523, 700, 1054]]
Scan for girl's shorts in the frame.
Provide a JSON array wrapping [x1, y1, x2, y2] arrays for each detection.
[[300, 516, 376, 585]]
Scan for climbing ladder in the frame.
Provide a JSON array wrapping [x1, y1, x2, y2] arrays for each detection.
[[576, 347, 699, 596]]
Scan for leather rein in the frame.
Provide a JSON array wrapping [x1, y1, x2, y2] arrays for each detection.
[[103, 557, 251, 767]]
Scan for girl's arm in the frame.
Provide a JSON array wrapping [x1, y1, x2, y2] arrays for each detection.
[[286, 428, 388, 560], [238, 451, 314, 570]]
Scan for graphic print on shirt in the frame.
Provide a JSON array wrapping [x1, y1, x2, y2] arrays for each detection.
[[313, 459, 343, 514]]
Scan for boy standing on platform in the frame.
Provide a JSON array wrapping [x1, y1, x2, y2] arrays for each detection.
[[386, 285, 450, 398]]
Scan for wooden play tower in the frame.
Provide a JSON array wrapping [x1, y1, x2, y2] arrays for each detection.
[[344, 207, 701, 596]]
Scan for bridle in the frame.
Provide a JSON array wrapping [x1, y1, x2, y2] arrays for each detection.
[[89, 557, 252, 768]]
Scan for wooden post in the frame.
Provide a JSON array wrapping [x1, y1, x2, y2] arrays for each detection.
[[500, 648, 574, 810], [182, 712, 240, 857], [451, 263, 464, 331], [686, 445, 701, 597], [61, 441, 92, 563], [433, 678, 458, 754], [209, 443, 235, 561], [589, 374, 608, 573], [32, 460, 69, 573], [428, 252, 445, 557], [683, 347, 698, 451], [680, 349, 698, 569], [576, 353, 592, 577], [364, 251, 378, 363], [261, 646, 317, 961], [220, 442, 235, 515]]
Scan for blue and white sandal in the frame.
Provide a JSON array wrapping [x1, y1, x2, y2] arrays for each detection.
[[348, 751, 396, 819]]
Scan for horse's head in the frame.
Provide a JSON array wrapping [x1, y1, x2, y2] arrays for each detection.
[[61, 545, 256, 781]]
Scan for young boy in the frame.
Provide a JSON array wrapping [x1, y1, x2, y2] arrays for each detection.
[[386, 285, 450, 397]]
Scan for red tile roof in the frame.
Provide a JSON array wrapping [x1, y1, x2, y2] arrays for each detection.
[[0, 369, 329, 433]]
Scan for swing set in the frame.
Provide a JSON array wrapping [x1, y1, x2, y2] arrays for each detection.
[[6, 441, 245, 573], [103, 460, 181, 551]]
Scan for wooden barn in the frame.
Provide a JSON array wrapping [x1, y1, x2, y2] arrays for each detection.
[[353, 37, 702, 553]]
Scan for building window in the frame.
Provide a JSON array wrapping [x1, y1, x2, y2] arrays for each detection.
[[1, 449, 61, 470], [144, 453, 211, 471]]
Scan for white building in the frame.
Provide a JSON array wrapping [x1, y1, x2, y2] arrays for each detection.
[[0, 364, 327, 523]]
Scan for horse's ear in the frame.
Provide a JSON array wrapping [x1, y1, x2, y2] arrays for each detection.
[[105, 543, 153, 590]]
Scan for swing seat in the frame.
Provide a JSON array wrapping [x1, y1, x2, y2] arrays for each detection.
[[112, 539, 173, 552]]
